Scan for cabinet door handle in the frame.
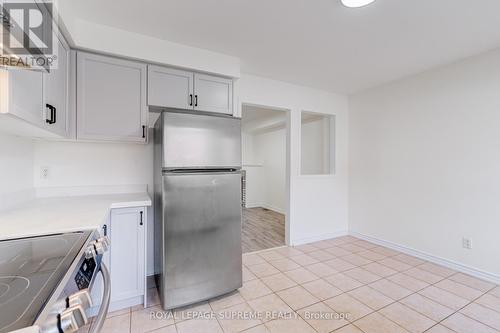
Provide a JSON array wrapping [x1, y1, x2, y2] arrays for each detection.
[[194, 95, 198, 107], [139, 211, 144, 226], [45, 104, 51, 123], [142, 125, 146, 139], [189, 94, 193, 106], [102, 224, 108, 236], [45, 104, 55, 124]]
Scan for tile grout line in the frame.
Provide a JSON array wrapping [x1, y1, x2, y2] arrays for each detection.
[[427, 290, 487, 332], [324, 245, 460, 332], [245, 237, 496, 333], [330, 241, 500, 332], [301, 239, 416, 332], [242, 237, 499, 332], [126, 236, 497, 333], [245, 245, 350, 331], [254, 243, 404, 331], [446, 289, 500, 332], [327, 246, 495, 332], [129, 309, 132, 333], [208, 293, 262, 333]]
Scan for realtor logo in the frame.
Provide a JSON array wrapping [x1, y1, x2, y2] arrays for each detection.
[[0, 1, 56, 70]]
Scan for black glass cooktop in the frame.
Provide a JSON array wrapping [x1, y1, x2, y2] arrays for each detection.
[[0, 232, 89, 333]]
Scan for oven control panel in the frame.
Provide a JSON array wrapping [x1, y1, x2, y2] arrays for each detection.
[[75, 257, 96, 290]]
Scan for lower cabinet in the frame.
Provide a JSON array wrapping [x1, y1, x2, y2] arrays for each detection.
[[90, 206, 147, 314]]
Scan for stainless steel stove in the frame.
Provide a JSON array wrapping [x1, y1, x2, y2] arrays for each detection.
[[0, 231, 110, 333]]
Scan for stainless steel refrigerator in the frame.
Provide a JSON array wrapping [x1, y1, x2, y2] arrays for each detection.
[[154, 110, 242, 310]]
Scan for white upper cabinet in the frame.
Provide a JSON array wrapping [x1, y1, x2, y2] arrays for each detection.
[[0, 29, 70, 138], [147, 66, 234, 115], [77, 52, 148, 143], [43, 35, 70, 136], [148, 66, 193, 110], [194, 73, 233, 115], [0, 5, 74, 140], [0, 68, 44, 126]]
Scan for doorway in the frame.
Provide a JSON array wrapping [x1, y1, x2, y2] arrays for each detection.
[[241, 104, 289, 253]]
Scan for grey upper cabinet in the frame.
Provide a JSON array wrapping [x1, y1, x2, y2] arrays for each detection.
[[148, 66, 193, 110], [194, 74, 233, 115], [43, 35, 70, 137], [147, 66, 234, 115], [77, 52, 148, 143]]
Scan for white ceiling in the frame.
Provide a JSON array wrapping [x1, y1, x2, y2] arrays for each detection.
[[62, 0, 500, 93]]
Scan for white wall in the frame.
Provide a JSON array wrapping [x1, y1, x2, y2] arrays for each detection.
[[349, 48, 500, 278], [33, 140, 153, 189], [33, 139, 155, 275], [0, 133, 34, 210], [301, 117, 331, 175], [242, 132, 257, 166], [242, 132, 263, 209], [243, 127, 286, 214], [238, 74, 349, 245], [255, 128, 287, 213]]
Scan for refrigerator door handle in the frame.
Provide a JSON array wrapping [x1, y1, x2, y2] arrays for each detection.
[[163, 169, 241, 175]]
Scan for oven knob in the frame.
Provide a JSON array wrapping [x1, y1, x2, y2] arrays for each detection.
[[98, 236, 110, 248], [68, 289, 93, 309], [94, 242, 105, 255], [48, 299, 68, 316], [59, 305, 88, 333], [94, 237, 110, 255], [85, 246, 97, 259]]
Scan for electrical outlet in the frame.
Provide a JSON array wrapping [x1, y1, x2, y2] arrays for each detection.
[[462, 237, 472, 249], [40, 166, 49, 180]]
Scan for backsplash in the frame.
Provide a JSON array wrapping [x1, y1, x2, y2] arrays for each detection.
[[0, 133, 35, 211]]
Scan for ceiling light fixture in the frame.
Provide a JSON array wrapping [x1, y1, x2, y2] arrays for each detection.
[[341, 0, 376, 8]]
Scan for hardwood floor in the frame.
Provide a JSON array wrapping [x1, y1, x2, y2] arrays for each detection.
[[242, 207, 285, 253]]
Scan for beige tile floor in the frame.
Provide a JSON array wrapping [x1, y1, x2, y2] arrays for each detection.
[[79, 236, 500, 333]]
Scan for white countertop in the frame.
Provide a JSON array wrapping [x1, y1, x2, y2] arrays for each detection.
[[0, 193, 152, 240]]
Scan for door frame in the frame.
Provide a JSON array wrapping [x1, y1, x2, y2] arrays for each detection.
[[240, 102, 292, 246]]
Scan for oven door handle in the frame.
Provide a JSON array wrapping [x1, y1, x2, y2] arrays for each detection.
[[89, 262, 111, 333]]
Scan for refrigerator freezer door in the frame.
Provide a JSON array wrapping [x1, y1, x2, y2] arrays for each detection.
[[160, 171, 242, 309], [161, 111, 241, 169]]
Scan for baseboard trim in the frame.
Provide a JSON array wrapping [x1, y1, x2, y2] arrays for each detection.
[[350, 231, 500, 285], [292, 230, 348, 246], [245, 202, 263, 209], [261, 204, 285, 215], [244, 245, 288, 255], [244, 203, 286, 215]]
